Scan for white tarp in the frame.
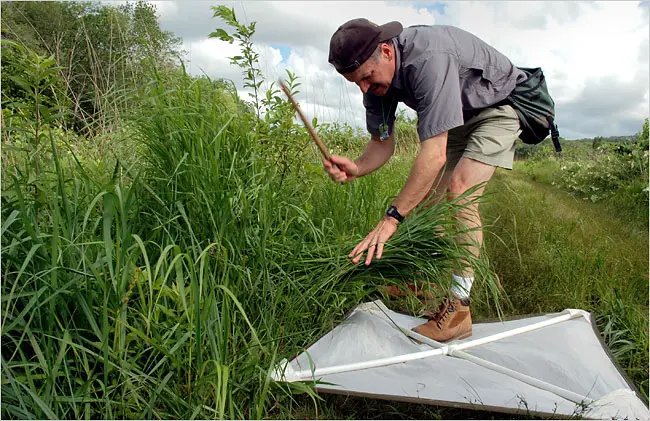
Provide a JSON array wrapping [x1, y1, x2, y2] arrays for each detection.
[[272, 300, 648, 419]]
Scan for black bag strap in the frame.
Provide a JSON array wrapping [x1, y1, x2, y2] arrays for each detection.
[[547, 115, 562, 153]]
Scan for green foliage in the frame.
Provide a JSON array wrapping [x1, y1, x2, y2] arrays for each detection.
[[2, 59, 489, 419], [639, 118, 649, 138], [393, 109, 420, 155], [258, 70, 312, 182], [555, 146, 648, 205], [1, 40, 68, 124], [1, 41, 71, 210], [598, 295, 649, 397], [592, 136, 604, 150], [1, 1, 181, 133], [517, 121, 649, 222], [316, 121, 367, 157], [135, 66, 266, 246], [209, 9, 326, 186], [211, 5, 263, 118]]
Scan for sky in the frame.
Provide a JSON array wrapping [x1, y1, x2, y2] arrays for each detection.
[[150, 1, 649, 139]]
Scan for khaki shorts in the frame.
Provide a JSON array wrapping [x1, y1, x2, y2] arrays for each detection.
[[446, 105, 521, 170]]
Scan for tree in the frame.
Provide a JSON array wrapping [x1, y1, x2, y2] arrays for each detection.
[[1, 1, 182, 134]]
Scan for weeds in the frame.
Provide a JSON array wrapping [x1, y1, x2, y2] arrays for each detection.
[[517, 124, 649, 224], [2, 55, 487, 418]]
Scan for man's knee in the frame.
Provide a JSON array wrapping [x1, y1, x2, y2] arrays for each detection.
[[448, 175, 466, 196], [447, 158, 497, 196], [448, 173, 479, 196]]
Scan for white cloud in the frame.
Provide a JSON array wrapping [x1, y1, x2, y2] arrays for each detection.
[[433, 1, 649, 138], [182, 38, 241, 81], [156, 0, 650, 139]]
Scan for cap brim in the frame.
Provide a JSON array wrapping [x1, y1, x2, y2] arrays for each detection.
[[378, 21, 403, 42]]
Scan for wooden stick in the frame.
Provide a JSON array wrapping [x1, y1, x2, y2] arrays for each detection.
[[279, 80, 331, 160]]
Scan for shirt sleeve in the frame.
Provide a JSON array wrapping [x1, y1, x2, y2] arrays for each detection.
[[364, 93, 398, 139], [407, 52, 464, 141]]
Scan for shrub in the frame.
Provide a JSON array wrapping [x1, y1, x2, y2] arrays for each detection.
[[516, 120, 649, 219]]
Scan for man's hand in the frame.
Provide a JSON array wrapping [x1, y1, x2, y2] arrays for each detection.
[[349, 216, 398, 265], [323, 155, 359, 183]]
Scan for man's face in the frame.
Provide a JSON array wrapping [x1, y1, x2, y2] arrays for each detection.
[[343, 43, 395, 96]]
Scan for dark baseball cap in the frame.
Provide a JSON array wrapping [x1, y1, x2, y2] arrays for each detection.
[[328, 18, 403, 74]]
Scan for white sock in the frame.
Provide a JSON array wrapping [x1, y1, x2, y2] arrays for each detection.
[[450, 273, 474, 300]]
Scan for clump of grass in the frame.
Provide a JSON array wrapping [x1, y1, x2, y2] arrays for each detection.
[[597, 296, 649, 399], [286, 187, 502, 314]]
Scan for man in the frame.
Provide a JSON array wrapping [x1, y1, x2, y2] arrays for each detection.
[[324, 18, 526, 342]]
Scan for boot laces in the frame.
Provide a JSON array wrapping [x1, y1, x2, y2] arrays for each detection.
[[431, 298, 456, 327]]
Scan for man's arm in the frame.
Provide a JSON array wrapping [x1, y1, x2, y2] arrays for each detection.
[[323, 134, 395, 183], [391, 131, 447, 216], [354, 134, 395, 176], [349, 131, 448, 265]]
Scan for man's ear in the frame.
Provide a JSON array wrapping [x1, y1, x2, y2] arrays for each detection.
[[381, 42, 393, 61]]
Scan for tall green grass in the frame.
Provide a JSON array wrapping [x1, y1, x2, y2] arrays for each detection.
[[1, 66, 495, 419]]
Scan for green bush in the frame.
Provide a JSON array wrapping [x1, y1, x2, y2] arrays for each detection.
[[516, 121, 649, 221], [554, 139, 648, 206]]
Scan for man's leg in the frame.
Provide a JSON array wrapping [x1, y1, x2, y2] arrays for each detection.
[[446, 105, 520, 293], [424, 165, 454, 204], [413, 105, 520, 341], [447, 157, 496, 296]]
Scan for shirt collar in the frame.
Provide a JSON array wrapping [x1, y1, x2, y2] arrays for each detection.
[[389, 37, 404, 92]]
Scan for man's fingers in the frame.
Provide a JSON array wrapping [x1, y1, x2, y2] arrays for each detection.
[[351, 248, 366, 264], [364, 243, 377, 265], [324, 159, 343, 180], [350, 237, 373, 264], [349, 218, 396, 265], [349, 242, 363, 260], [329, 156, 346, 166], [376, 242, 385, 260], [365, 238, 387, 265]]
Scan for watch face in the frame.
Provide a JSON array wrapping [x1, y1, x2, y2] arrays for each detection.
[[387, 205, 403, 222]]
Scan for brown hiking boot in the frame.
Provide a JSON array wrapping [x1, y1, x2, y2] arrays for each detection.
[[412, 297, 472, 342], [381, 282, 437, 300]]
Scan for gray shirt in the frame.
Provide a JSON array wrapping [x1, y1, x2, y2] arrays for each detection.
[[365, 25, 526, 141]]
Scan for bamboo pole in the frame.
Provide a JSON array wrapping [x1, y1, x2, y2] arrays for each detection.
[[279, 80, 332, 160]]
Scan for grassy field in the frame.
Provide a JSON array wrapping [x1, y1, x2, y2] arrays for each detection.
[[483, 167, 648, 395], [1, 69, 496, 419], [276, 160, 649, 419], [3, 5, 647, 417], [2, 38, 647, 420]]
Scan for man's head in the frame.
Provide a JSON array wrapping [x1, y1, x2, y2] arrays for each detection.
[[328, 18, 403, 96]]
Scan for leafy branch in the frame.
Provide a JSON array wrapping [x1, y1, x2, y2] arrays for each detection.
[[210, 6, 263, 119]]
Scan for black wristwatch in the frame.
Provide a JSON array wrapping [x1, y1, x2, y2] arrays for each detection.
[[385, 205, 404, 223]]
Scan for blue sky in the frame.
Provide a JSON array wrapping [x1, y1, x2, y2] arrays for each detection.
[[271, 45, 292, 62], [411, 1, 447, 15]]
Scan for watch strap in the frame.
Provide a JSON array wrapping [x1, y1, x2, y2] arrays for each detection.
[[386, 205, 404, 223]]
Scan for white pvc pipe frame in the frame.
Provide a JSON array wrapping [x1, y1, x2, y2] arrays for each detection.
[[272, 309, 595, 405]]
